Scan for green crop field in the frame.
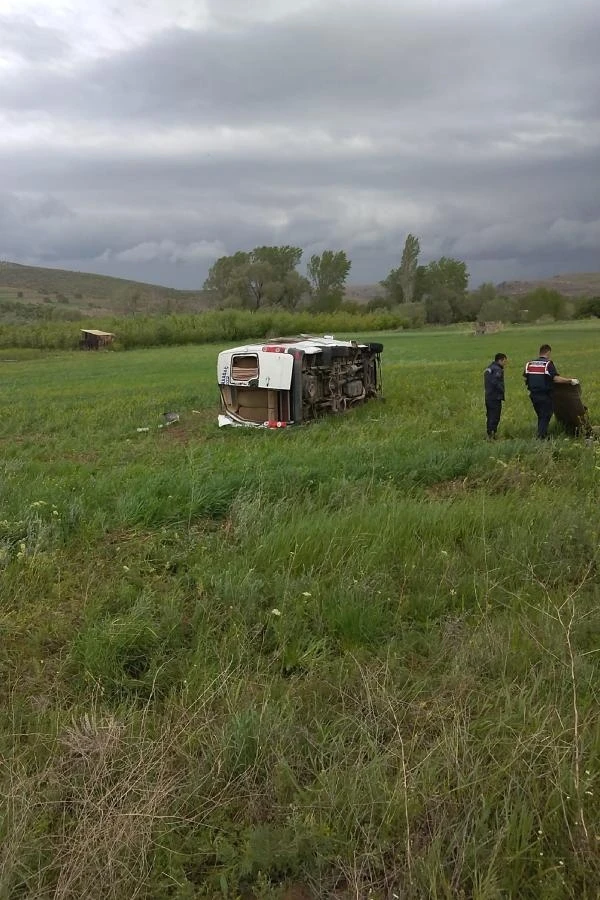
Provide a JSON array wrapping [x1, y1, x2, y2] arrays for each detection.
[[1, 321, 599, 899]]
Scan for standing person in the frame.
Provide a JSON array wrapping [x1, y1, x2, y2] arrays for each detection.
[[484, 353, 508, 439], [523, 344, 579, 439]]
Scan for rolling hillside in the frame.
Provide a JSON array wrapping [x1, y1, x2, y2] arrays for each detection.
[[347, 272, 600, 303], [497, 272, 600, 298], [0, 261, 211, 321]]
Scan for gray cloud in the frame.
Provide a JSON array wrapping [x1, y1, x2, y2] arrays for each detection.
[[1, 0, 599, 288], [0, 14, 68, 62], [111, 239, 226, 264], [3, 0, 599, 129]]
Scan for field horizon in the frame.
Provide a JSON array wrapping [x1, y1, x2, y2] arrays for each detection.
[[2, 259, 600, 325]]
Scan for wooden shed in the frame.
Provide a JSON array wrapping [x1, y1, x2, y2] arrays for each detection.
[[79, 329, 115, 350]]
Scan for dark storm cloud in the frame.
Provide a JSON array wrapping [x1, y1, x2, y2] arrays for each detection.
[[1, 0, 600, 287], [3, 1, 598, 128]]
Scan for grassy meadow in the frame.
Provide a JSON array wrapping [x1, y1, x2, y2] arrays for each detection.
[[1, 321, 599, 899]]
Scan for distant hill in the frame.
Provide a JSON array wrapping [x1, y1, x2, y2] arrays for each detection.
[[0, 261, 211, 322], [345, 272, 600, 304], [344, 283, 385, 303], [496, 272, 600, 298]]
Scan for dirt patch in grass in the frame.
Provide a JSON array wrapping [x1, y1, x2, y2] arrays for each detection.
[[62, 450, 101, 463], [102, 527, 157, 547], [282, 886, 312, 900], [427, 464, 535, 498], [426, 477, 472, 498], [158, 424, 195, 444], [157, 421, 216, 445]]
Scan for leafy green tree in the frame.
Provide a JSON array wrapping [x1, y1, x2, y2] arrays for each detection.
[[516, 287, 566, 322], [454, 282, 498, 322], [468, 282, 496, 320], [380, 234, 420, 304], [424, 257, 468, 295], [424, 290, 454, 325], [278, 270, 311, 310], [413, 265, 428, 303], [422, 257, 469, 323], [204, 246, 305, 311], [379, 268, 403, 304], [574, 296, 600, 318], [307, 250, 351, 311], [247, 245, 305, 309], [366, 295, 396, 312], [243, 259, 274, 311], [398, 234, 420, 304], [253, 246, 302, 281], [479, 295, 517, 323], [204, 251, 251, 307], [398, 301, 426, 328]]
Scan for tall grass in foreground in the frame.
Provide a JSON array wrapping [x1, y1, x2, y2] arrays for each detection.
[[0, 326, 599, 898]]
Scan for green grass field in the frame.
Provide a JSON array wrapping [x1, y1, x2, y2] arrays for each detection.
[[1, 322, 599, 899]]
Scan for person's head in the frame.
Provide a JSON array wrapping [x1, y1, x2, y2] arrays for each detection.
[[539, 344, 552, 357], [494, 352, 508, 367]]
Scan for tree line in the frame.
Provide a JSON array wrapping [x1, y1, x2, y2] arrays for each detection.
[[202, 235, 471, 319], [204, 235, 600, 326], [203, 246, 351, 313]]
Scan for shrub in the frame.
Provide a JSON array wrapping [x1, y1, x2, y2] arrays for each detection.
[[0, 309, 406, 351], [574, 296, 600, 319]]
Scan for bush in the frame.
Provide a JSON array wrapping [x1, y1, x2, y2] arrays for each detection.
[[365, 295, 395, 313], [517, 288, 567, 322], [398, 301, 425, 328], [574, 296, 600, 319], [337, 300, 363, 315], [479, 296, 517, 323], [0, 309, 407, 351]]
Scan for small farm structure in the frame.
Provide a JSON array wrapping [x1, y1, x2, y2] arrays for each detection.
[[79, 329, 115, 350], [473, 321, 503, 336]]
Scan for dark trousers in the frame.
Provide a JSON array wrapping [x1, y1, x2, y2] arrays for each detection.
[[529, 391, 553, 438], [485, 398, 502, 436]]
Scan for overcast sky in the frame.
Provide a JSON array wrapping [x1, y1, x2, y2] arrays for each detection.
[[1, 0, 599, 289]]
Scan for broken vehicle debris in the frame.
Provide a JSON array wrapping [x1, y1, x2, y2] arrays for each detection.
[[552, 382, 593, 437]]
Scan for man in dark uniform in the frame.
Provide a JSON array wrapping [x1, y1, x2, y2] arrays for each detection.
[[523, 344, 579, 439], [484, 353, 507, 439]]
